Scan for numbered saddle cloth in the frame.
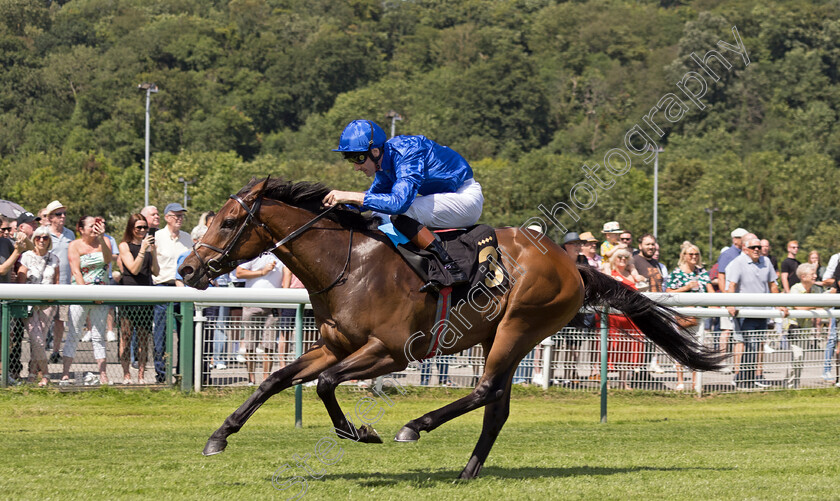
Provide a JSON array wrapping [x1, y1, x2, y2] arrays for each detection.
[[379, 223, 509, 292]]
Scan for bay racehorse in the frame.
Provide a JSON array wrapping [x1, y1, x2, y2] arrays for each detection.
[[179, 177, 723, 480]]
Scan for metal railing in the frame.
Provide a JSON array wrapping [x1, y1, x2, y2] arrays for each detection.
[[4, 287, 840, 397]]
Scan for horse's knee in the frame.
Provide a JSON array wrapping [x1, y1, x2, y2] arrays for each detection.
[[472, 379, 507, 405], [315, 374, 336, 399]]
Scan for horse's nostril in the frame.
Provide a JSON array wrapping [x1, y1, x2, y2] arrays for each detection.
[[180, 265, 194, 277]]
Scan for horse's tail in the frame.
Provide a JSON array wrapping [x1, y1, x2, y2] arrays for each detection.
[[576, 264, 725, 371]]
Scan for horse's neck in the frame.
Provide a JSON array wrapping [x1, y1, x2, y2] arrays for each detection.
[[266, 205, 356, 294]]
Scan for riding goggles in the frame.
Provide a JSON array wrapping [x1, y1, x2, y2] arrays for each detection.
[[343, 151, 369, 165]]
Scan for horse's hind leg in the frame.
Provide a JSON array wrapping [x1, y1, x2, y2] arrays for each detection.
[[459, 375, 513, 480], [315, 338, 405, 444], [203, 343, 338, 456], [393, 366, 515, 443]]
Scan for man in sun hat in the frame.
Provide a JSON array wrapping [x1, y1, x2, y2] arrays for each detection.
[[578, 231, 601, 269], [45, 200, 76, 364], [151, 202, 192, 383], [599, 221, 624, 260]]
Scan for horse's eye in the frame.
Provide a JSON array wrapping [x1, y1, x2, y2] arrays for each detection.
[[221, 218, 237, 229]]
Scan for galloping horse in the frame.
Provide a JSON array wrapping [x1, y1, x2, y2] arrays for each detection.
[[179, 177, 723, 480]]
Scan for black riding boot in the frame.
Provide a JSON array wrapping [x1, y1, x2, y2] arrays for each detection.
[[426, 239, 468, 286], [389, 214, 469, 292]]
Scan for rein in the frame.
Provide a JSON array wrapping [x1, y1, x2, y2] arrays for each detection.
[[193, 192, 354, 295]]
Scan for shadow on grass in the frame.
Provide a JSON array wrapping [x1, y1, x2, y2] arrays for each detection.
[[326, 464, 733, 488]]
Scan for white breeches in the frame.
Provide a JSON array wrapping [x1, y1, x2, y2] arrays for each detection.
[[401, 178, 484, 228]]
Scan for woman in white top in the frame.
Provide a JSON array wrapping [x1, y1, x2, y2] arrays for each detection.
[[17, 226, 60, 386]]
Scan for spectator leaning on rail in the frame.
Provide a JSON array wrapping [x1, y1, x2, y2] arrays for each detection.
[[45, 200, 76, 365], [724, 235, 788, 389], [17, 225, 59, 387], [783, 263, 820, 388], [322, 119, 483, 292], [118, 213, 159, 384], [666, 243, 715, 391], [151, 203, 192, 384]]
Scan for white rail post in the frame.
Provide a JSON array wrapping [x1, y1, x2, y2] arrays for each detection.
[[541, 336, 553, 390], [695, 319, 705, 396], [194, 308, 205, 392]]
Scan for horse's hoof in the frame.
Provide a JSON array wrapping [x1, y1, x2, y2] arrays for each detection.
[[358, 424, 383, 444], [394, 426, 420, 442], [202, 438, 228, 456], [457, 457, 482, 479]]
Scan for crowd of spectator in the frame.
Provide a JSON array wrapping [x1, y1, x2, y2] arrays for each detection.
[[0, 200, 304, 387], [3, 204, 840, 391], [550, 221, 840, 390]]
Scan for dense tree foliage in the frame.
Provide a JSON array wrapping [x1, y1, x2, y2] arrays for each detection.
[[1, 0, 839, 266]]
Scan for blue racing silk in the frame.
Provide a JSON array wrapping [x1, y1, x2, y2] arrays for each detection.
[[362, 135, 473, 215]]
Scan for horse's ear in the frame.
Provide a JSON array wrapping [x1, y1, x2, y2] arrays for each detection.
[[251, 175, 271, 200]]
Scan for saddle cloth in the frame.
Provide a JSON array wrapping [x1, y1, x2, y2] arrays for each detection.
[[379, 222, 509, 292]]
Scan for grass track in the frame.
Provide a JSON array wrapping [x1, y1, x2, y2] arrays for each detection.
[[1, 386, 839, 500]]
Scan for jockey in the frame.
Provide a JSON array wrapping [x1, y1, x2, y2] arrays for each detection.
[[323, 119, 484, 290]]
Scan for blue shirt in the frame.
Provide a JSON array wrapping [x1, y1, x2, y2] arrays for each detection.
[[717, 245, 742, 289], [362, 135, 473, 214], [726, 253, 778, 294]]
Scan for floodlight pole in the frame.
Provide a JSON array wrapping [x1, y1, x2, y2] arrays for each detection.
[[385, 110, 402, 139], [138, 83, 159, 207], [648, 145, 664, 239], [178, 177, 194, 211]]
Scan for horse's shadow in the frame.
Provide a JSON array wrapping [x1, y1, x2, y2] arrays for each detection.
[[325, 465, 732, 488]]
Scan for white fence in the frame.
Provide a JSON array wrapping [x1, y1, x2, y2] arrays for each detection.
[[3, 286, 840, 395]]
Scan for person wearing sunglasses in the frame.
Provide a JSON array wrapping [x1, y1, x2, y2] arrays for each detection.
[[724, 235, 788, 389], [666, 243, 715, 391], [117, 213, 159, 384], [17, 225, 60, 386], [323, 120, 483, 291], [0, 216, 27, 283], [42, 201, 76, 364]]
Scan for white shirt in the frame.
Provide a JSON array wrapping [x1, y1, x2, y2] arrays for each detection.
[[238, 253, 284, 289], [824, 253, 839, 281], [20, 250, 59, 285], [153, 226, 192, 285]]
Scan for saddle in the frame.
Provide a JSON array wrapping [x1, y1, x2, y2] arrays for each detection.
[[379, 222, 509, 293]]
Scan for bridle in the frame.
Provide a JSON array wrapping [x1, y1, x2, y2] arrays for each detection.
[[191, 186, 354, 295]]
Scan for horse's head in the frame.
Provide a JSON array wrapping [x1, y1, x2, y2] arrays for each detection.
[[179, 177, 273, 289]]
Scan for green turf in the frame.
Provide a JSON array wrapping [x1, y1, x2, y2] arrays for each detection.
[[1, 386, 838, 500]]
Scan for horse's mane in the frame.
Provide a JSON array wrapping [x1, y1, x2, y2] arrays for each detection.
[[237, 177, 378, 231]]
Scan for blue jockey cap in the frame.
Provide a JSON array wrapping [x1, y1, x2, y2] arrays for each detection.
[[333, 120, 387, 152]]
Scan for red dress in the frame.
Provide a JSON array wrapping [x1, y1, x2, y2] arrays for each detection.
[[605, 270, 643, 371]]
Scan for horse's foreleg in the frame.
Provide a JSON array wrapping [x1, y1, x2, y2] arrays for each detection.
[[203, 344, 338, 456], [458, 376, 513, 480], [316, 339, 404, 444]]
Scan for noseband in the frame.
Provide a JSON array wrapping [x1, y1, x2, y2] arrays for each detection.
[[192, 192, 352, 294]]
